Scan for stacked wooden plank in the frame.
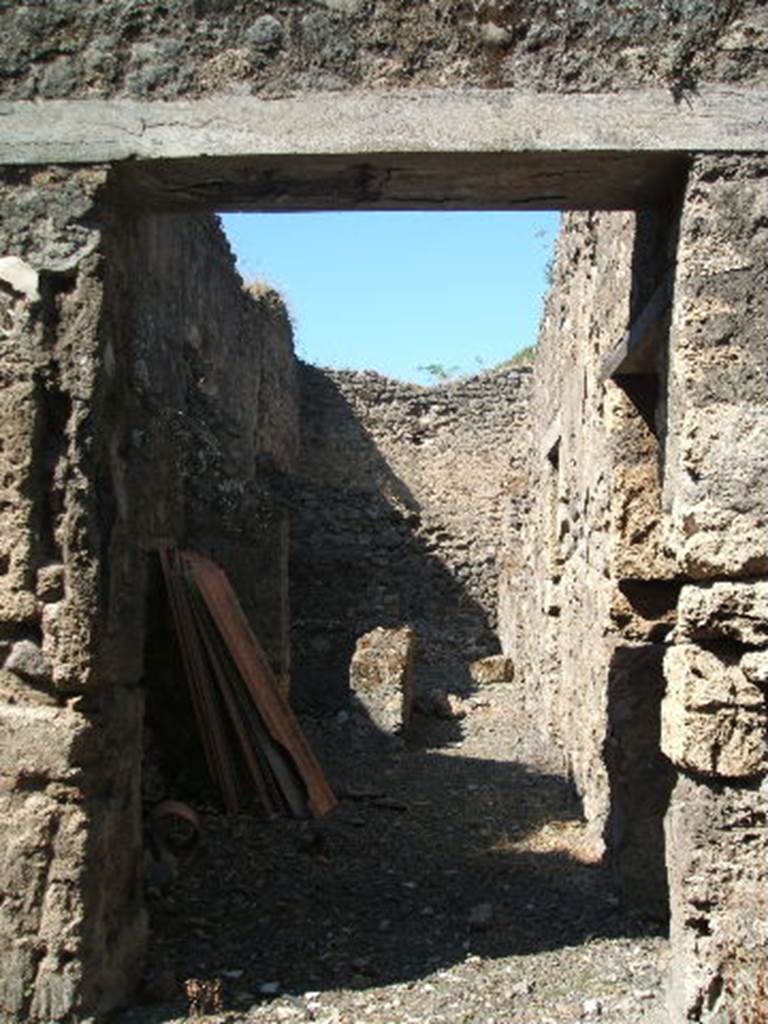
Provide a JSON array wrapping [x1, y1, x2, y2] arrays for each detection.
[[157, 547, 337, 819]]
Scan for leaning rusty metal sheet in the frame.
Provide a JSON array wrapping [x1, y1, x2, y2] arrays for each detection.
[[183, 550, 338, 818], [186, 581, 280, 817], [158, 546, 241, 813]]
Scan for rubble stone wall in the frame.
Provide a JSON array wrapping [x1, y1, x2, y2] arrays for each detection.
[[0, 191, 297, 1022], [502, 157, 768, 1019], [2, 2, 768, 1021], [499, 206, 679, 915], [3, 0, 767, 101], [292, 364, 531, 706], [103, 211, 298, 687]]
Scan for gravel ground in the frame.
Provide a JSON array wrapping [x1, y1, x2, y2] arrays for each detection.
[[120, 683, 669, 1024]]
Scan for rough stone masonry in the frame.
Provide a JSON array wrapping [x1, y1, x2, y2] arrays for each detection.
[[500, 163, 768, 1020], [0, 1, 767, 1022]]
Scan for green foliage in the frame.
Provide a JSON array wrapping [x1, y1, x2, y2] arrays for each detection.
[[417, 362, 461, 382], [544, 255, 555, 286], [501, 344, 536, 368]]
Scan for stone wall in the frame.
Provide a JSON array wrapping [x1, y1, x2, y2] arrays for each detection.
[[0, 192, 297, 1022], [2, 3, 768, 1021], [660, 155, 768, 1024], [501, 157, 768, 1019], [292, 364, 530, 706], [499, 205, 679, 918], [2, 1, 767, 101], [103, 212, 298, 688]]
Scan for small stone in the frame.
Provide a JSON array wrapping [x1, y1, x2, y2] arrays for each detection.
[[741, 650, 768, 688], [4, 639, 52, 685], [469, 654, 515, 684], [246, 15, 284, 52], [431, 690, 466, 720], [468, 902, 494, 929], [0, 256, 40, 302], [582, 997, 603, 1017], [275, 1006, 298, 1021], [36, 563, 64, 603], [260, 981, 281, 996], [318, 0, 365, 12], [479, 22, 512, 47], [510, 978, 533, 996]]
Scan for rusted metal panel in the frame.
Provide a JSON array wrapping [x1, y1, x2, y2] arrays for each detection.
[[157, 545, 336, 819]]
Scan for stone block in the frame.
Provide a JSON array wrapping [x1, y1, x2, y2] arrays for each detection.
[[4, 639, 52, 685], [741, 650, 768, 688], [665, 773, 768, 1022], [677, 581, 768, 647], [349, 626, 416, 734], [0, 782, 146, 1022], [603, 644, 675, 918], [0, 701, 90, 783], [662, 644, 767, 778], [469, 654, 514, 684], [36, 562, 65, 603], [665, 157, 768, 579], [0, 789, 62, 938], [609, 461, 676, 581]]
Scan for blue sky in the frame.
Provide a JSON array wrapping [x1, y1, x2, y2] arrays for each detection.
[[220, 211, 559, 384]]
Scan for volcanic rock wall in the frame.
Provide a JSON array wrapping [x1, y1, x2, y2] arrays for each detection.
[[0, 193, 297, 1021], [3, 1, 767, 100], [501, 158, 768, 1020], [292, 364, 531, 706]]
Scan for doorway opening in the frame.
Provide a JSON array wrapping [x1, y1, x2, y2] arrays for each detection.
[[102, 155, 687, 1019]]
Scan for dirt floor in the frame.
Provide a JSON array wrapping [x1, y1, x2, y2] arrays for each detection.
[[120, 682, 669, 1024]]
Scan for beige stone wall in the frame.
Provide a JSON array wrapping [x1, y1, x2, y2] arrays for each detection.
[[502, 156, 768, 1020], [0, 190, 298, 1021], [499, 209, 676, 837], [0, 168, 148, 1022], [660, 155, 768, 1023]]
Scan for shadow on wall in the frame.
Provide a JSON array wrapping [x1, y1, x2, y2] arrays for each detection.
[[603, 643, 676, 921], [291, 365, 500, 712], [141, 730, 663, 1006]]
